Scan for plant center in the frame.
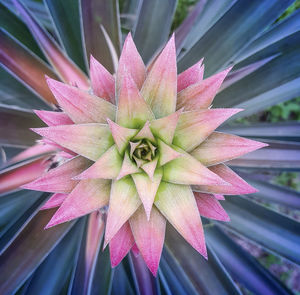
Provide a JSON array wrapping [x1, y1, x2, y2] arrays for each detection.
[[129, 139, 157, 166]]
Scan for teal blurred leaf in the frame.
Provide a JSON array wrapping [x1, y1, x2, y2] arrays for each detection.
[[0, 209, 76, 295], [165, 225, 241, 295], [133, 0, 177, 63], [0, 2, 44, 58], [0, 105, 44, 147], [178, 0, 294, 75], [221, 122, 300, 142], [23, 219, 85, 295], [44, 0, 86, 71], [222, 197, 300, 264], [80, 0, 121, 73], [228, 140, 300, 171], [206, 225, 293, 295]]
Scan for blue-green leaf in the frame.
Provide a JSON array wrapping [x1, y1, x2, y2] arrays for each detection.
[[133, 0, 177, 64], [221, 196, 300, 264], [164, 225, 241, 295], [24, 219, 85, 295], [80, 0, 121, 73], [0, 2, 44, 58], [0, 209, 75, 295], [178, 0, 294, 75], [0, 105, 44, 147], [206, 225, 293, 295], [228, 140, 300, 171], [221, 122, 300, 142], [44, 0, 86, 71]]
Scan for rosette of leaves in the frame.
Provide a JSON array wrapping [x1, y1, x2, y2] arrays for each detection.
[[0, 0, 299, 294]]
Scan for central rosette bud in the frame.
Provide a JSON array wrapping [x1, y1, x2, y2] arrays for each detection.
[[130, 139, 157, 166]]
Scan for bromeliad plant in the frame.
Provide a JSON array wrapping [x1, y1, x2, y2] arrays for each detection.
[[22, 33, 267, 276], [0, 0, 300, 295]]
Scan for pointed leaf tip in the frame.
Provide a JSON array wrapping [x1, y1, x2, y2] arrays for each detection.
[[155, 182, 207, 257], [47, 78, 116, 124], [117, 33, 146, 90], [107, 119, 138, 154], [177, 67, 233, 111], [90, 55, 115, 103], [109, 222, 134, 268], [141, 34, 177, 118], [45, 179, 110, 228], [194, 192, 230, 222], [174, 108, 243, 152], [130, 206, 166, 276], [132, 170, 162, 220]]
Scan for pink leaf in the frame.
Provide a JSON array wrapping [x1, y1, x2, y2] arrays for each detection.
[[109, 222, 134, 267], [177, 67, 232, 111], [155, 182, 207, 258], [193, 164, 257, 195], [194, 192, 230, 221], [191, 132, 268, 166], [45, 179, 110, 228], [177, 59, 204, 92], [90, 55, 115, 103], [141, 34, 177, 118], [40, 193, 67, 210], [117, 33, 146, 90], [130, 206, 166, 276], [22, 156, 91, 193], [47, 78, 115, 124]]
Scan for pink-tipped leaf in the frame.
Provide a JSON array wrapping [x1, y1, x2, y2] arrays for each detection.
[[74, 145, 122, 179], [22, 156, 91, 193], [141, 157, 158, 180], [162, 146, 228, 186], [130, 206, 166, 276], [90, 55, 115, 103], [47, 78, 115, 124], [174, 109, 242, 152], [133, 121, 156, 143], [155, 182, 207, 258], [132, 169, 162, 220], [34, 110, 73, 126], [194, 192, 230, 221], [75, 145, 122, 180], [107, 119, 138, 154], [177, 59, 204, 92], [150, 109, 182, 144], [191, 132, 268, 166], [32, 124, 114, 161], [45, 179, 110, 228], [105, 177, 141, 245], [109, 222, 135, 268], [193, 164, 257, 195], [177, 67, 232, 111], [40, 193, 67, 210], [157, 139, 182, 166], [117, 71, 154, 128], [117, 33, 146, 90], [141, 35, 177, 118], [116, 152, 140, 180]]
